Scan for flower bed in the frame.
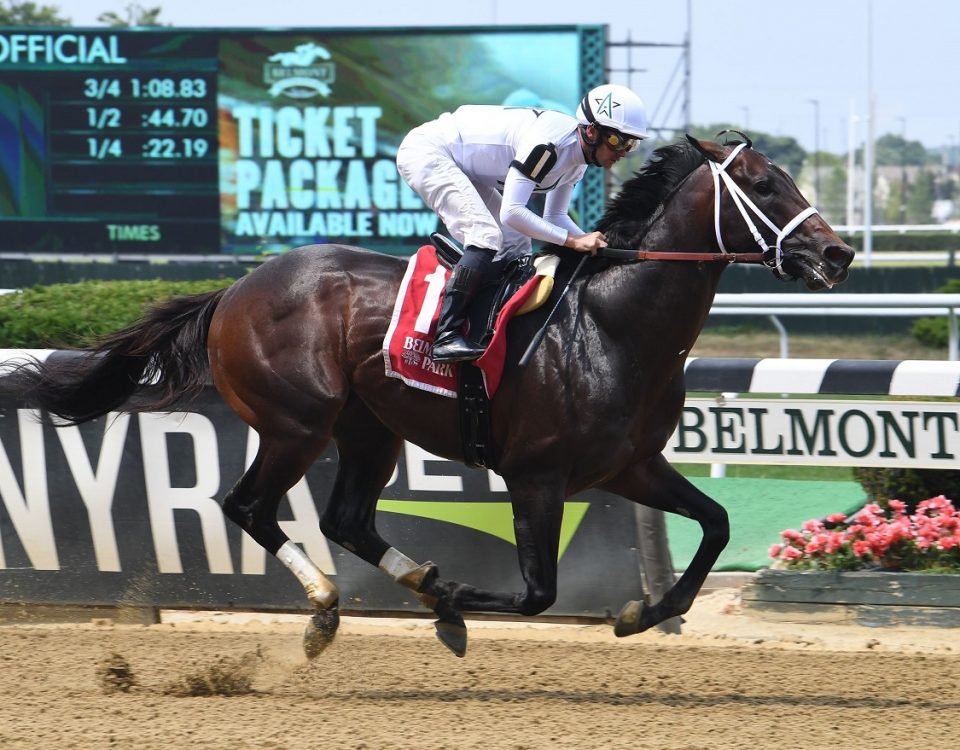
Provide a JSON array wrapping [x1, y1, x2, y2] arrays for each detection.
[[742, 497, 960, 627], [769, 496, 960, 573]]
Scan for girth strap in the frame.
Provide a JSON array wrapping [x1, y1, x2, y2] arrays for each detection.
[[458, 364, 497, 470]]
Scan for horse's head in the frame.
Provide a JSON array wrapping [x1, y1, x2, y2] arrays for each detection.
[[686, 133, 855, 290]]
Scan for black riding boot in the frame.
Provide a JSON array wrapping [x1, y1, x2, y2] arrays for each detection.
[[431, 247, 492, 363]]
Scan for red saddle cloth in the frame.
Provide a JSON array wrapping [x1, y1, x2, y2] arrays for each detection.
[[382, 245, 540, 398]]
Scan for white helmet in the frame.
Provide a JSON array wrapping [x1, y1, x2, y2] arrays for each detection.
[[576, 83, 650, 139]]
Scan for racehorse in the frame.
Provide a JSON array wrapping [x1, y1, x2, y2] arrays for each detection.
[[1, 134, 853, 657]]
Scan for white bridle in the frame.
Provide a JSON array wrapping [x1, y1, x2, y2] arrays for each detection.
[[709, 142, 819, 279]]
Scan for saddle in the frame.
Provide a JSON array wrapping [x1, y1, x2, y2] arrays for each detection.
[[429, 233, 539, 472], [430, 233, 538, 343]]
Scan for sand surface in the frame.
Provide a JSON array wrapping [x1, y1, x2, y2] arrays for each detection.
[[2, 590, 959, 749]]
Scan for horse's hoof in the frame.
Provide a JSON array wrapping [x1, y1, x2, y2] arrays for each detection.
[[303, 605, 340, 659], [434, 612, 468, 658], [613, 600, 646, 638]]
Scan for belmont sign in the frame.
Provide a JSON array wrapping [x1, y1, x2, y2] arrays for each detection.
[[666, 398, 960, 468]]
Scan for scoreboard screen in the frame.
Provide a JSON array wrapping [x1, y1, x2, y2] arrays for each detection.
[[0, 27, 600, 258]]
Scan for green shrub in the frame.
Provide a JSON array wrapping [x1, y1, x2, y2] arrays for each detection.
[[853, 466, 960, 513], [0, 279, 234, 348], [910, 278, 960, 348]]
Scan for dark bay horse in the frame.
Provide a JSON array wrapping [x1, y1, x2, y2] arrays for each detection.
[[1, 135, 853, 657]]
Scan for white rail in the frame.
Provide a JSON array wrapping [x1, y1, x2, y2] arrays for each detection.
[[710, 293, 960, 360]]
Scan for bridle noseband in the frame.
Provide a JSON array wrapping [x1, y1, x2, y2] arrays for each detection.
[[709, 142, 819, 280]]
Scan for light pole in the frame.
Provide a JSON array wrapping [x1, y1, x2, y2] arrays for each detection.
[[898, 116, 907, 224], [808, 99, 820, 204], [863, 0, 875, 267]]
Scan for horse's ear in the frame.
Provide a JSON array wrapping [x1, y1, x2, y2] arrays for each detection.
[[685, 134, 726, 163]]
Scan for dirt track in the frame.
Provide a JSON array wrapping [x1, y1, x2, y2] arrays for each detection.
[[2, 591, 959, 750]]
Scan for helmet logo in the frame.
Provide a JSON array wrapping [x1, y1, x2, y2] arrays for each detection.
[[594, 92, 620, 119]]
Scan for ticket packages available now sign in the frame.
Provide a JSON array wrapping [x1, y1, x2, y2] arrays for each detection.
[[666, 398, 960, 468], [0, 27, 597, 255]]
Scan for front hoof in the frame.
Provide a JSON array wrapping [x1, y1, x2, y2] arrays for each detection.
[[613, 600, 646, 638], [434, 611, 468, 658], [303, 605, 340, 659]]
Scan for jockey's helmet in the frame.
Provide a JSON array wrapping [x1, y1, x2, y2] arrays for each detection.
[[576, 84, 650, 141]]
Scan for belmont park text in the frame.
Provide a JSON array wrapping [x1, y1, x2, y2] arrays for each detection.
[[666, 399, 960, 468]]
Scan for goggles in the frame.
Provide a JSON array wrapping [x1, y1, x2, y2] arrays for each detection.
[[600, 128, 641, 153]]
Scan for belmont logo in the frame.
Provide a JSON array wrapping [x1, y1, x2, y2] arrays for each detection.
[[263, 42, 335, 99], [402, 336, 454, 378]]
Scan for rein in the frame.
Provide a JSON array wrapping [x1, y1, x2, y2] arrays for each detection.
[[599, 247, 767, 264]]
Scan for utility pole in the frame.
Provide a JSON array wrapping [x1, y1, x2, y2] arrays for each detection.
[[898, 116, 908, 224], [847, 101, 858, 228], [683, 0, 692, 132], [863, 0, 875, 268], [809, 99, 820, 204]]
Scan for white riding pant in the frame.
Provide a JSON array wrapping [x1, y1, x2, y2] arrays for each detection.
[[396, 123, 531, 262]]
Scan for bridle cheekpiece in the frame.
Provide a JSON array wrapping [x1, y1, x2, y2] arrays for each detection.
[[708, 141, 819, 280]]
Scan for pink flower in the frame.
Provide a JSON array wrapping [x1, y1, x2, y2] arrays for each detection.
[[769, 543, 783, 558], [805, 539, 824, 555], [826, 513, 848, 524], [825, 532, 846, 554], [782, 547, 802, 561]]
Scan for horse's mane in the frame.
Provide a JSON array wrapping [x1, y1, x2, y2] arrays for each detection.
[[545, 140, 706, 274], [594, 141, 707, 249]]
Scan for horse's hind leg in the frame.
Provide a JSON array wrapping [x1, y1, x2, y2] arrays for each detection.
[[221, 435, 342, 656], [320, 396, 469, 656]]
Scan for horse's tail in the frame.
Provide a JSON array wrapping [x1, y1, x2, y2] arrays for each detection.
[[0, 287, 228, 425]]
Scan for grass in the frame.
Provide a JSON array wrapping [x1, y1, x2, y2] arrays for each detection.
[[676, 463, 854, 481], [690, 328, 944, 360]]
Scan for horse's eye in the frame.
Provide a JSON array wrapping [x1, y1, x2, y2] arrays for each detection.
[[754, 180, 773, 197]]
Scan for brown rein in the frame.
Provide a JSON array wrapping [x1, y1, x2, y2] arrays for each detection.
[[599, 247, 768, 264]]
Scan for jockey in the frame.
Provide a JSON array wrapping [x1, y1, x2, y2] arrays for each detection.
[[396, 83, 650, 363]]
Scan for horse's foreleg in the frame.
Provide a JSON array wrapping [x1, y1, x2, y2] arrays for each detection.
[[221, 437, 341, 656], [601, 454, 729, 636]]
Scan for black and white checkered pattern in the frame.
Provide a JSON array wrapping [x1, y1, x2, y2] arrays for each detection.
[[684, 357, 960, 396], [3, 351, 959, 398]]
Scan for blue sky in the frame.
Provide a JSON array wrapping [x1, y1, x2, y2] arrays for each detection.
[[53, 0, 960, 153]]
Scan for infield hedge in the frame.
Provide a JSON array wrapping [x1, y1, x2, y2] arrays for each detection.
[[0, 279, 234, 348]]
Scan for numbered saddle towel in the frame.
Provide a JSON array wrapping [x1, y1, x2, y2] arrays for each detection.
[[382, 245, 553, 398]]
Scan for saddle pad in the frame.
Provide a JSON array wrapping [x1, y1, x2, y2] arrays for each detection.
[[382, 245, 544, 398]]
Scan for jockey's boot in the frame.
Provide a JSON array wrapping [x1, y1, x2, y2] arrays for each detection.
[[431, 247, 493, 363]]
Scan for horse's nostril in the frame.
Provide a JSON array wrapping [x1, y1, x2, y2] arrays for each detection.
[[824, 244, 855, 268]]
